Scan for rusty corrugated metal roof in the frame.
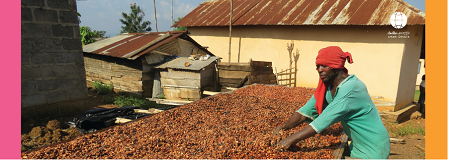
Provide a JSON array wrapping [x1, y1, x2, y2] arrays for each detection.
[[172, 0, 425, 27], [156, 56, 220, 71], [82, 31, 212, 60]]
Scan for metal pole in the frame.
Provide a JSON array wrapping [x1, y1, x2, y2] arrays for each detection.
[[154, 0, 158, 32], [171, 0, 173, 31], [228, 0, 233, 63]]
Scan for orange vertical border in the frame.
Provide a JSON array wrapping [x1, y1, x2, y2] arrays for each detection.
[[425, 0, 447, 159]]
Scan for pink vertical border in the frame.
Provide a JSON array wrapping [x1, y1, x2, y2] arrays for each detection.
[[0, 0, 21, 159]]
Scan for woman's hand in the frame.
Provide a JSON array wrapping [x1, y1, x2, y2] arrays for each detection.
[[277, 137, 295, 151], [273, 126, 283, 136]]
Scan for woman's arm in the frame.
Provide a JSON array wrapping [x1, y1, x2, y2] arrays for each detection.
[[273, 112, 307, 136], [277, 125, 316, 150]]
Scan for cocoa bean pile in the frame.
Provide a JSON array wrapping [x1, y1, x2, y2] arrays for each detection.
[[22, 84, 343, 159]]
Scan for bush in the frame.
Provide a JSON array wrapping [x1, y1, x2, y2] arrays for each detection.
[[93, 80, 114, 95], [114, 95, 150, 107], [113, 95, 169, 109]]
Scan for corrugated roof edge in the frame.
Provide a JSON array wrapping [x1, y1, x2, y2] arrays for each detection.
[[172, 0, 425, 27], [83, 31, 215, 60], [130, 31, 215, 59]]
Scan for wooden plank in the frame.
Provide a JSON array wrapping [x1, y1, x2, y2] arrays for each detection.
[[200, 65, 215, 78], [220, 77, 248, 84], [249, 75, 276, 83], [250, 61, 272, 68], [277, 78, 295, 81], [219, 70, 250, 79], [415, 145, 425, 151], [251, 67, 273, 72], [277, 72, 295, 76], [134, 108, 163, 114], [203, 91, 221, 95], [110, 78, 142, 86], [251, 74, 276, 79], [235, 75, 248, 88], [218, 62, 250, 65], [115, 117, 132, 123], [201, 75, 215, 88], [160, 69, 201, 79], [277, 67, 296, 73], [160, 77, 201, 88], [142, 74, 154, 81], [225, 87, 238, 91], [331, 131, 348, 159], [220, 83, 241, 87], [390, 138, 405, 143], [218, 64, 251, 71], [201, 64, 216, 87], [147, 98, 193, 105], [162, 86, 201, 100], [252, 80, 277, 84], [251, 70, 274, 75]]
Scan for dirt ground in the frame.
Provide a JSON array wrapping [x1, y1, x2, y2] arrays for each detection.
[[384, 117, 426, 159], [21, 89, 426, 159]]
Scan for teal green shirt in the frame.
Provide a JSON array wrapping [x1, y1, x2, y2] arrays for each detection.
[[297, 75, 390, 159]]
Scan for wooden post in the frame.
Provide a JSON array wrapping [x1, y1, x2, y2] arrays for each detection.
[[238, 37, 241, 63], [287, 41, 294, 87], [214, 60, 219, 92], [171, 0, 173, 31], [228, 0, 233, 63], [153, 0, 158, 32]]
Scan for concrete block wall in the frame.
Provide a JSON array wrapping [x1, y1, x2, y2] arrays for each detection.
[[21, 0, 88, 108]]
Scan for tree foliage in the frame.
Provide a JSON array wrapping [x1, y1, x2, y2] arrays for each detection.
[[120, 3, 152, 33], [80, 26, 96, 45], [173, 17, 187, 31], [80, 26, 107, 45]]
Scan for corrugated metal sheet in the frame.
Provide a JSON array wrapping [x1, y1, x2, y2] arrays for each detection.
[[156, 56, 220, 71], [82, 31, 212, 60], [172, 0, 425, 27]]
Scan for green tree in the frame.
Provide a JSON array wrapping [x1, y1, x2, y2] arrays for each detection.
[[80, 26, 107, 45], [80, 26, 96, 45], [173, 17, 187, 31], [120, 3, 152, 33], [77, 12, 81, 23], [92, 30, 107, 38]]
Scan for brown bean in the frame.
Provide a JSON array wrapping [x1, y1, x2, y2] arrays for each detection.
[[22, 85, 343, 159]]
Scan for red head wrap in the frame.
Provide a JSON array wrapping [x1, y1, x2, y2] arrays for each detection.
[[314, 46, 353, 115]]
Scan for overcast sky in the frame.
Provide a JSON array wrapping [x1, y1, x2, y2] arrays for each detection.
[[76, 0, 425, 37]]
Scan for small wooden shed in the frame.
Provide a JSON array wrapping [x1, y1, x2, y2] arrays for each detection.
[[82, 31, 213, 97], [155, 56, 220, 101]]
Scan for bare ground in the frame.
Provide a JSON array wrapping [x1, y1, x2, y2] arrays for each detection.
[[384, 117, 426, 159]]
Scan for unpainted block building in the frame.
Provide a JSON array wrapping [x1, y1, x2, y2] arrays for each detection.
[[21, 0, 88, 119]]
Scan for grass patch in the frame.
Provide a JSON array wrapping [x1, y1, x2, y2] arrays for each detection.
[[113, 95, 168, 109], [100, 93, 168, 109], [93, 80, 114, 95], [414, 90, 420, 102], [92, 80, 170, 109], [386, 121, 425, 137]]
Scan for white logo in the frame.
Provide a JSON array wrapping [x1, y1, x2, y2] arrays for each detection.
[[390, 12, 407, 29]]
